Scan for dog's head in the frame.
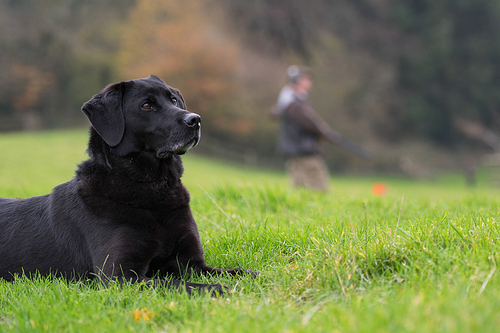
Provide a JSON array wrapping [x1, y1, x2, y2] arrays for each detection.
[[82, 75, 201, 158]]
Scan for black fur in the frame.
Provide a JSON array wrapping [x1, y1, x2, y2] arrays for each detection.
[[0, 75, 255, 294]]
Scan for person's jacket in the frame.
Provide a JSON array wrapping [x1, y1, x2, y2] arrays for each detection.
[[276, 87, 339, 157]]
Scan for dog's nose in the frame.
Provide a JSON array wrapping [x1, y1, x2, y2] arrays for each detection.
[[184, 113, 201, 130]]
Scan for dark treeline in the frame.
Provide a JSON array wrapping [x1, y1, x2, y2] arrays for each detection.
[[1, 0, 499, 173], [219, 0, 500, 144], [0, 0, 133, 129]]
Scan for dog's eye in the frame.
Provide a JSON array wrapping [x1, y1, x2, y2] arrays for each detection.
[[171, 97, 177, 106], [142, 102, 152, 110]]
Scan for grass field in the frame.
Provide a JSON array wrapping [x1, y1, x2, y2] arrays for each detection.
[[0, 129, 499, 332]]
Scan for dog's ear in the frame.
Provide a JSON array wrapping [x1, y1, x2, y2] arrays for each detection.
[[81, 82, 125, 147], [171, 88, 187, 110], [148, 75, 165, 84]]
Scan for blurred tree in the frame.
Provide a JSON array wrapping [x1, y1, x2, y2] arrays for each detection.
[[2, 0, 499, 172], [0, 0, 134, 130], [8, 62, 55, 129], [393, 0, 500, 144], [218, 0, 500, 149], [216, 0, 315, 59], [117, 0, 239, 128]]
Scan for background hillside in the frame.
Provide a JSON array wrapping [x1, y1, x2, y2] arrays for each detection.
[[1, 0, 499, 175]]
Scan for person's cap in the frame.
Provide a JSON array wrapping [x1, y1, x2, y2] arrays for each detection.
[[287, 65, 312, 83]]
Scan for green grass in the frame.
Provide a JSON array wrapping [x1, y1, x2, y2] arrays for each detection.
[[0, 129, 499, 332]]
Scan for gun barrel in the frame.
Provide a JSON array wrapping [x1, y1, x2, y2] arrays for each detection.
[[337, 137, 372, 160]]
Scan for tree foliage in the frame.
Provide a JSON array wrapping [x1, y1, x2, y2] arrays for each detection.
[[0, 0, 133, 129], [393, 0, 500, 144], [218, 0, 500, 147], [2, 0, 500, 170], [116, 0, 238, 123]]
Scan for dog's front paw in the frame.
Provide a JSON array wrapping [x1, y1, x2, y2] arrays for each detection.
[[227, 268, 259, 277], [206, 283, 230, 297], [185, 282, 230, 297]]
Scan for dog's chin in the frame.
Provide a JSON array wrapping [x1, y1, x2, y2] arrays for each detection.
[[156, 137, 199, 158]]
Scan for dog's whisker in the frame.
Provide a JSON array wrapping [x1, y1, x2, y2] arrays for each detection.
[[134, 149, 148, 164]]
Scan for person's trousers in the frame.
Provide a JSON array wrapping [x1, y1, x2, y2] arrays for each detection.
[[285, 154, 330, 191]]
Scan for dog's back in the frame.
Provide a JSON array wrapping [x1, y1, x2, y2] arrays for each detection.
[[0, 181, 92, 280]]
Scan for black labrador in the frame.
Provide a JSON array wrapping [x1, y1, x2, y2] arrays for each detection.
[[0, 75, 255, 294]]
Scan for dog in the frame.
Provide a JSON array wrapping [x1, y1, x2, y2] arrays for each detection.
[[0, 75, 255, 294]]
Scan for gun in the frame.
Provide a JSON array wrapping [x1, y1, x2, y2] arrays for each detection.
[[337, 136, 373, 160], [326, 131, 372, 160], [309, 112, 373, 160]]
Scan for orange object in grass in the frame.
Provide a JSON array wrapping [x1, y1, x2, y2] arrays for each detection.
[[132, 308, 155, 322], [371, 182, 386, 196]]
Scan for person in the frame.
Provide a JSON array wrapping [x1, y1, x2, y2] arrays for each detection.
[[273, 65, 342, 191]]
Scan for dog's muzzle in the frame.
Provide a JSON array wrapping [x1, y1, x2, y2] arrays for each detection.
[[156, 113, 201, 158], [183, 113, 201, 130], [172, 137, 199, 155]]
